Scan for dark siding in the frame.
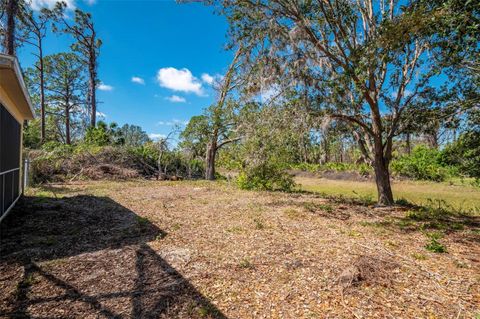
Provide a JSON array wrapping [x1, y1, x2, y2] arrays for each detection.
[[0, 103, 21, 218]]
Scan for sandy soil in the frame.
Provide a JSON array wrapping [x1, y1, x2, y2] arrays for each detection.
[[1, 180, 479, 318]]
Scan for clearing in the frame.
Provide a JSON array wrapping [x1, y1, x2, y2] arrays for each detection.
[[297, 176, 480, 212], [1, 180, 479, 318]]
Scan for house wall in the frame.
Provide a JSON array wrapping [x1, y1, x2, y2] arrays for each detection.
[[0, 98, 24, 222]]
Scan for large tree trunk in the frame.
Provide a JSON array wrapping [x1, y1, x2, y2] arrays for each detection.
[[405, 133, 411, 155], [4, 0, 17, 55], [39, 44, 46, 143], [89, 50, 97, 127], [65, 106, 71, 145], [205, 141, 217, 180], [373, 151, 394, 206], [89, 65, 96, 127]]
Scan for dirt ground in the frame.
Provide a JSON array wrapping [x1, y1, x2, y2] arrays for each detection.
[[1, 180, 479, 318]]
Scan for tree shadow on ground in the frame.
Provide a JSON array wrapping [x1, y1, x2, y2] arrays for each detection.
[[0, 195, 227, 319], [278, 190, 480, 240]]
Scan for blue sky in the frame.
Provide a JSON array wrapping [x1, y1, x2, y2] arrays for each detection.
[[18, 0, 233, 141]]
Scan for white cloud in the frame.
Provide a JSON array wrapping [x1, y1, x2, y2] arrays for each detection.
[[85, 0, 96, 5], [96, 111, 107, 118], [156, 67, 204, 96], [165, 95, 186, 103], [148, 133, 166, 141], [131, 76, 145, 85], [30, 0, 75, 10], [157, 119, 188, 126], [201, 73, 215, 85], [98, 83, 114, 91]]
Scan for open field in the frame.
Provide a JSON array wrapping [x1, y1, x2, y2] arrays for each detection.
[[1, 180, 479, 318], [297, 177, 480, 213]]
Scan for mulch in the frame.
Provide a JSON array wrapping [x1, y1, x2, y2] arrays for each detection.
[[0, 180, 479, 318]]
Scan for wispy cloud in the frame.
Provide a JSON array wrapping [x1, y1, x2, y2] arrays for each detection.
[[148, 133, 166, 141], [98, 83, 114, 91], [156, 67, 204, 96], [131, 76, 145, 85], [30, 0, 95, 10], [165, 95, 186, 103], [30, 0, 75, 10], [96, 111, 107, 118], [157, 119, 188, 126], [201, 73, 224, 86]]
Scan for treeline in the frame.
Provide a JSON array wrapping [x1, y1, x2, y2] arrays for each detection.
[[1, 0, 101, 143]]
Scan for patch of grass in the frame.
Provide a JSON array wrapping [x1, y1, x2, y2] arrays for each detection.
[[197, 304, 220, 317], [298, 177, 480, 213], [21, 274, 37, 287], [399, 199, 476, 232], [347, 230, 362, 237], [425, 239, 447, 253], [238, 257, 254, 269], [352, 191, 374, 205], [385, 240, 399, 248], [283, 208, 303, 219], [339, 229, 362, 237], [395, 197, 412, 206], [253, 218, 265, 230], [425, 232, 447, 253], [411, 252, 427, 260], [395, 219, 416, 231], [171, 223, 182, 231], [303, 202, 334, 213], [135, 216, 150, 227], [226, 226, 243, 233]]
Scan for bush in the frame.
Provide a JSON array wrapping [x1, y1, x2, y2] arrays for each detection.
[[391, 146, 456, 182], [441, 131, 480, 180], [237, 163, 295, 191]]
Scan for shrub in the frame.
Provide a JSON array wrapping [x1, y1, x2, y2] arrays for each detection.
[[424, 232, 447, 253], [391, 145, 456, 182], [237, 163, 295, 191], [441, 131, 480, 180]]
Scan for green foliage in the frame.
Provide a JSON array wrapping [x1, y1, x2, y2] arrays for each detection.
[[84, 121, 124, 146], [23, 120, 42, 149], [119, 124, 150, 147], [238, 258, 254, 269], [391, 145, 456, 182], [424, 232, 447, 253], [237, 163, 295, 192], [441, 131, 480, 179]]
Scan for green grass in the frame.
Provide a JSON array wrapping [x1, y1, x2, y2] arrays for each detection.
[[297, 177, 480, 213]]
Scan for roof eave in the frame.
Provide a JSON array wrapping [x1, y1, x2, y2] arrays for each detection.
[[0, 53, 35, 120]]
